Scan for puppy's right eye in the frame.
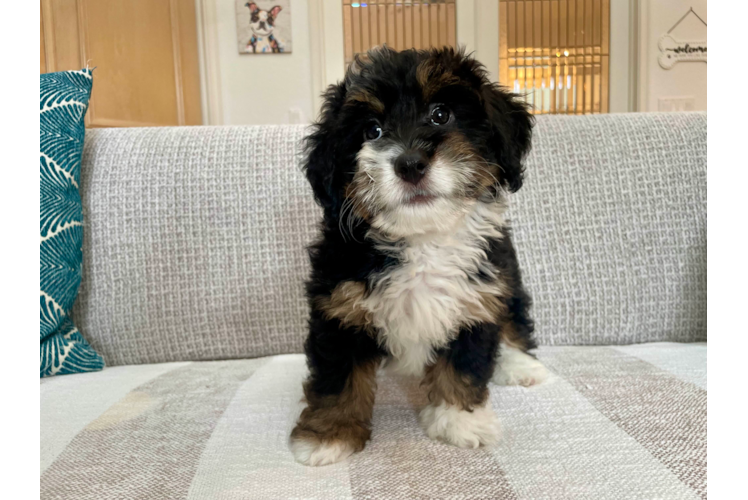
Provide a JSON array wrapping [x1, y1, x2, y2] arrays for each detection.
[[363, 122, 383, 141]]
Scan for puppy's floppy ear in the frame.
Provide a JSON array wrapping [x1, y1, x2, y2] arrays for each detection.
[[246, 2, 259, 14], [269, 5, 282, 18], [304, 82, 347, 216], [481, 85, 534, 192]]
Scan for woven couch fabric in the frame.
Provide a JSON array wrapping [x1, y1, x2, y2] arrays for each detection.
[[73, 113, 707, 366], [74, 125, 316, 366], [510, 113, 707, 345], [40, 68, 104, 377], [40, 343, 706, 500]]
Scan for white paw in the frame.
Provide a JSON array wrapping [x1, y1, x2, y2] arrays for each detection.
[[492, 345, 549, 387], [290, 437, 355, 466], [420, 402, 500, 449]]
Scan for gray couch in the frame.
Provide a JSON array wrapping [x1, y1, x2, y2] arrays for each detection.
[[40, 113, 706, 500]]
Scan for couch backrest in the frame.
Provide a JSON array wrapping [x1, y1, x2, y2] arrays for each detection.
[[73, 113, 706, 366]]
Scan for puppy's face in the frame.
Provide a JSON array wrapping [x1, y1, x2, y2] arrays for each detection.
[[246, 3, 281, 36], [305, 48, 533, 238]]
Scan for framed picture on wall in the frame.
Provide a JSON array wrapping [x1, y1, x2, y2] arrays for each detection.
[[236, 1, 292, 54]]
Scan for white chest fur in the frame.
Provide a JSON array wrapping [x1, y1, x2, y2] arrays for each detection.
[[363, 203, 508, 375]]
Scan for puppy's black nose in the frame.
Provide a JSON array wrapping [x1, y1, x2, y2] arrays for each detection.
[[394, 152, 429, 185]]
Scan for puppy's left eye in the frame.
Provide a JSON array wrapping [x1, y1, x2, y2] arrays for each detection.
[[430, 105, 451, 125], [364, 122, 383, 141]]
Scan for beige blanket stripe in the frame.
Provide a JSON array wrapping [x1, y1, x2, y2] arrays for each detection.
[[541, 347, 707, 500], [348, 370, 518, 500], [491, 346, 701, 500], [41, 358, 267, 499]]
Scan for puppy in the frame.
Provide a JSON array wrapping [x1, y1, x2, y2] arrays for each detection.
[[244, 2, 284, 53], [291, 47, 548, 467]]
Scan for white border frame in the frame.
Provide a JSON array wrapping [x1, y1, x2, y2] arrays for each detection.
[[636, 0, 650, 111], [195, 0, 223, 125], [309, 0, 345, 118], [457, 0, 500, 83], [609, 0, 638, 112]]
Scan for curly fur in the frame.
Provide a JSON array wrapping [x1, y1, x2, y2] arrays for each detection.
[[291, 47, 543, 466]]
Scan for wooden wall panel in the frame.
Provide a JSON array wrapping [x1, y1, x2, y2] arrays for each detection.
[[343, 0, 457, 67], [40, 0, 201, 127], [499, 0, 609, 115], [81, 0, 179, 126], [41, 0, 83, 74], [40, 5, 46, 74]]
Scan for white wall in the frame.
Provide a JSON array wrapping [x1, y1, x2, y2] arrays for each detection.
[[202, 0, 707, 123], [213, 0, 315, 124], [641, 0, 707, 111]]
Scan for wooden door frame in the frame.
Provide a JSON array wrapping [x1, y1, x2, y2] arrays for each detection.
[[195, 0, 223, 125], [610, 0, 640, 112]]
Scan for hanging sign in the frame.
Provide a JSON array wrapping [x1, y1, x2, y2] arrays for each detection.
[[658, 35, 707, 69], [658, 8, 707, 70]]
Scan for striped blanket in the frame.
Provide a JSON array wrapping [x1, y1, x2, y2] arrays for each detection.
[[41, 343, 706, 500]]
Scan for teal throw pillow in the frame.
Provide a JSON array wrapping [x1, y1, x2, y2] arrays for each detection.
[[40, 69, 104, 377]]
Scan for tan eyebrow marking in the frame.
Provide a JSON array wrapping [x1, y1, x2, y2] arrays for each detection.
[[345, 89, 385, 114]]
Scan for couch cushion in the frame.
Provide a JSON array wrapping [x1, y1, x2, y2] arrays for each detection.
[[73, 113, 706, 366], [41, 343, 706, 500]]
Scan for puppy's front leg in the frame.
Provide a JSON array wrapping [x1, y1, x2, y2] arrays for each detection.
[[291, 317, 382, 466], [420, 324, 501, 448]]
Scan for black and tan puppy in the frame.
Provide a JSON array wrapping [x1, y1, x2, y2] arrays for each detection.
[[291, 47, 548, 466]]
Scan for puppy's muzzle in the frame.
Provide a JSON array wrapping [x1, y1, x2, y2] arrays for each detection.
[[394, 151, 429, 185]]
